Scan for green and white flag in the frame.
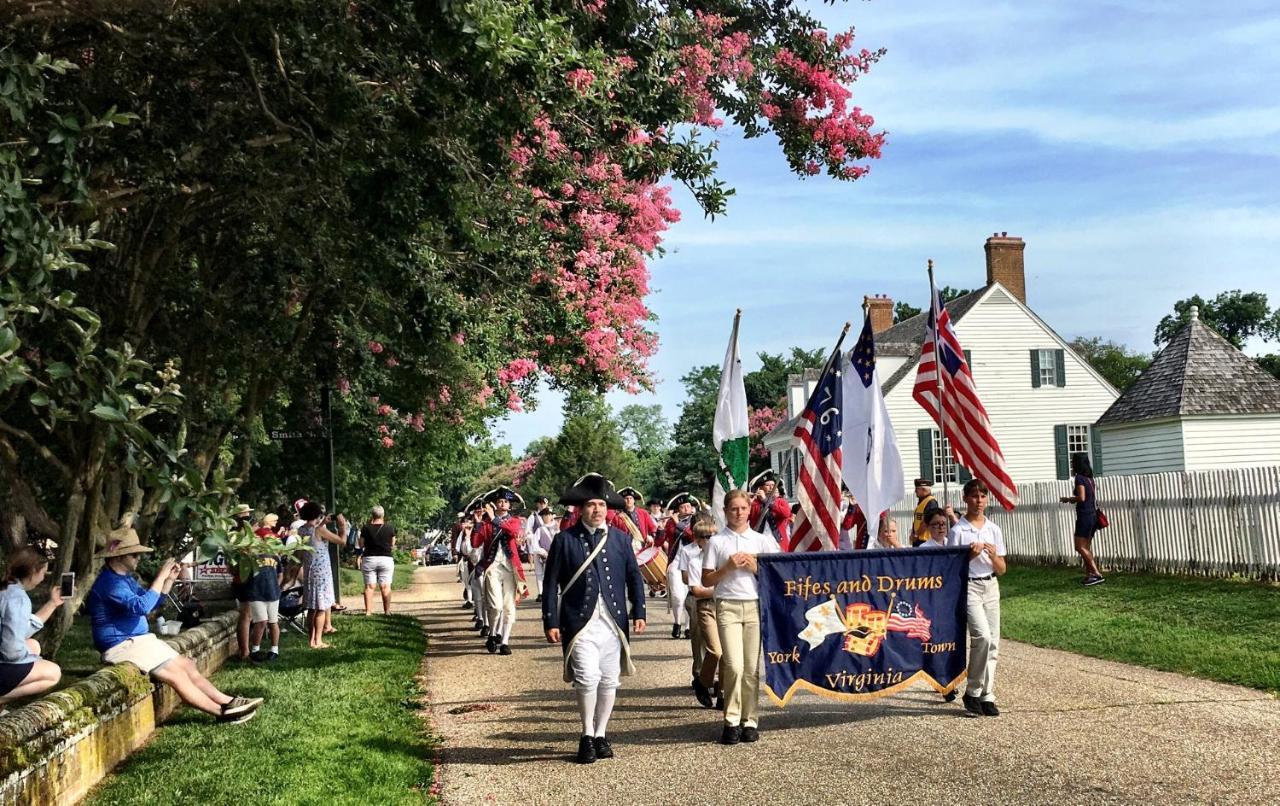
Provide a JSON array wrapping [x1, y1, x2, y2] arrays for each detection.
[[712, 310, 750, 523]]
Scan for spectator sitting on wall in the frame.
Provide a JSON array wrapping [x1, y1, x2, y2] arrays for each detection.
[[0, 548, 66, 713], [88, 524, 263, 724]]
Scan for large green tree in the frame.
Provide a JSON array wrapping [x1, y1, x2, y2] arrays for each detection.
[[1155, 291, 1280, 380], [1068, 338, 1152, 392]]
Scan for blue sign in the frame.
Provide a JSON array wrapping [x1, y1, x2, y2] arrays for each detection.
[[759, 547, 969, 704]]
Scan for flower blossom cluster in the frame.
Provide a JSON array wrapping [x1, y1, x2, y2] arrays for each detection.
[[674, 12, 756, 127], [748, 405, 786, 458]]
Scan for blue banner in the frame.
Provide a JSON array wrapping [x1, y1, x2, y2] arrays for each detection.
[[758, 547, 969, 705]]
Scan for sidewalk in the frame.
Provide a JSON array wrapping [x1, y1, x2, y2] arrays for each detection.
[[403, 565, 1279, 805]]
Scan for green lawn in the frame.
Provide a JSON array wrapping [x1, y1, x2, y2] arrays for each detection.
[[86, 614, 434, 805], [1001, 564, 1280, 694], [339, 561, 417, 597]]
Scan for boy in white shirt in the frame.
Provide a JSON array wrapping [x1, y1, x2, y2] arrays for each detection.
[[946, 478, 1007, 717], [702, 490, 780, 745], [679, 513, 721, 710]]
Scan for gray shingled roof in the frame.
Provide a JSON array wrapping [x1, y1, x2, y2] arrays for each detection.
[[875, 288, 986, 357], [1096, 317, 1280, 426]]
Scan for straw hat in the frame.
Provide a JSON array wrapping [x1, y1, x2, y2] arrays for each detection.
[[97, 525, 155, 558], [231, 503, 254, 518]]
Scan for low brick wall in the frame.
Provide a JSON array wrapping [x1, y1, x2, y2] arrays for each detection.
[[0, 610, 238, 805]]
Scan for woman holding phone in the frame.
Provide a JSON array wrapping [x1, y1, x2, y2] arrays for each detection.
[[0, 548, 65, 710]]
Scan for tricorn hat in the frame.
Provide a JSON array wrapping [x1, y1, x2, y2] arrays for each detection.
[[97, 525, 155, 559], [560, 473, 626, 508], [463, 493, 485, 514], [617, 486, 643, 501], [665, 492, 704, 512], [484, 486, 525, 509], [749, 470, 781, 492]]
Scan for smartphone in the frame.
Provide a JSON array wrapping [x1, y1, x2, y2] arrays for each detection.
[[59, 572, 75, 598]]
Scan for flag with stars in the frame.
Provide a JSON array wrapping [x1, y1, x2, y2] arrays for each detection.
[[788, 347, 846, 552], [841, 313, 904, 534]]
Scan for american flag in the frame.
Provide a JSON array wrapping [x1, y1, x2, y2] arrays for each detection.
[[912, 284, 1019, 510], [788, 350, 845, 552], [886, 601, 932, 642]]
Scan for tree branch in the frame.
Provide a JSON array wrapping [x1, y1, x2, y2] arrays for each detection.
[[0, 421, 72, 479]]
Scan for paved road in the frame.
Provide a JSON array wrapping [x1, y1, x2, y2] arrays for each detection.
[[391, 565, 1279, 805]]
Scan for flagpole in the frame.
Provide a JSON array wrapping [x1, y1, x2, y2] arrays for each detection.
[[928, 259, 949, 508]]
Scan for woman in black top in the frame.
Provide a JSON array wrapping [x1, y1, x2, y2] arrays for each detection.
[[1059, 453, 1104, 586]]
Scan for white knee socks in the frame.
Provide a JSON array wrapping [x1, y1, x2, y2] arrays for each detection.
[[576, 688, 598, 737], [500, 619, 514, 644], [593, 688, 616, 738]]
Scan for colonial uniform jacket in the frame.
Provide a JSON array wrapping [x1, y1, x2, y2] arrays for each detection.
[[541, 520, 646, 683]]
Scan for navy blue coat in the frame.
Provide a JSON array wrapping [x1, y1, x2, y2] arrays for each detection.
[[541, 521, 646, 682]]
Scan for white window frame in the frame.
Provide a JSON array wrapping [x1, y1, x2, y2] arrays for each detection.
[[1067, 424, 1093, 463], [1037, 348, 1057, 388], [931, 429, 960, 484]]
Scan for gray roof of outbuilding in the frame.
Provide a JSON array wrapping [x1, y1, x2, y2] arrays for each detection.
[[1096, 318, 1280, 426]]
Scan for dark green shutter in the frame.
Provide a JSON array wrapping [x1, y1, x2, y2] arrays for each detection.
[[1090, 426, 1104, 475], [964, 349, 972, 375], [958, 464, 973, 483], [1030, 350, 1041, 388], [1054, 424, 1069, 480], [1055, 348, 1067, 387], [917, 429, 934, 480]]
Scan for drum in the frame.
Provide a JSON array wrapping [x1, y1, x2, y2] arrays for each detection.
[[634, 546, 668, 592]]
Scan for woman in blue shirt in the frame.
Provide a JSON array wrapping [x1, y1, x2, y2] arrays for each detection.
[[0, 548, 65, 710], [1059, 453, 1104, 586]]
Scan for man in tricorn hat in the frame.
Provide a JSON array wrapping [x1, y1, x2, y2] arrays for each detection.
[[658, 492, 700, 639], [474, 486, 529, 655], [542, 473, 646, 765], [616, 487, 659, 549], [749, 470, 793, 551]]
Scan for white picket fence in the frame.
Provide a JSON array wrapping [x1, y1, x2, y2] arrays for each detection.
[[887, 466, 1280, 579]]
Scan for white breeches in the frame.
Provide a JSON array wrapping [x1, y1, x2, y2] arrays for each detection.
[[666, 564, 689, 627], [569, 612, 622, 692]]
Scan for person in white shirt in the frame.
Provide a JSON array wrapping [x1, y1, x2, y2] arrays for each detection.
[[525, 496, 550, 538], [702, 489, 780, 745], [868, 517, 901, 550], [680, 513, 721, 710], [529, 508, 557, 601], [917, 508, 950, 549], [946, 478, 1007, 718]]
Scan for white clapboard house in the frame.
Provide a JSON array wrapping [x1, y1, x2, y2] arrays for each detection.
[[763, 233, 1120, 495], [1094, 306, 1280, 474]]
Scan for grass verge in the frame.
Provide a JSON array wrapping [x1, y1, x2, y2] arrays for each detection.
[[340, 561, 417, 597], [85, 613, 434, 805], [1001, 564, 1280, 694]]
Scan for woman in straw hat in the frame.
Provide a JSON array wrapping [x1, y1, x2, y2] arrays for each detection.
[[87, 524, 263, 724]]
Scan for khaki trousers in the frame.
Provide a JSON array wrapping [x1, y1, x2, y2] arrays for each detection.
[[965, 577, 1001, 700], [691, 597, 721, 687], [716, 599, 761, 728]]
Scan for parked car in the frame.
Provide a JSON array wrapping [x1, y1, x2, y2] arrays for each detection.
[[426, 541, 452, 566]]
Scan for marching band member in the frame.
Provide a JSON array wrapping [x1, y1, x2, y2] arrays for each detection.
[[617, 487, 659, 550], [529, 507, 557, 602], [749, 471, 793, 551], [474, 487, 528, 654], [703, 489, 780, 745], [660, 493, 699, 639], [451, 512, 474, 609], [542, 473, 646, 764]]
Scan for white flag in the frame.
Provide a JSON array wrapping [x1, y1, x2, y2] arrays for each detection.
[[799, 599, 848, 649], [712, 311, 750, 524], [841, 313, 905, 530]]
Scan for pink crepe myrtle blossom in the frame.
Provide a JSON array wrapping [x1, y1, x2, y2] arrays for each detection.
[[566, 68, 596, 93], [378, 404, 392, 416], [506, 390, 524, 412], [378, 424, 390, 435], [452, 332, 466, 346], [367, 340, 384, 354], [380, 436, 395, 449], [337, 378, 351, 395], [385, 357, 399, 368]]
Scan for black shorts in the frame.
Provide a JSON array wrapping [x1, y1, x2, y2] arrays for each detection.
[[1075, 511, 1098, 539], [0, 661, 35, 697]]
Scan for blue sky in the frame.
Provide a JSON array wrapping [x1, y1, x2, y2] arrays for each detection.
[[495, 0, 1280, 453]]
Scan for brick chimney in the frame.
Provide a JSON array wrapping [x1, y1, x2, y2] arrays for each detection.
[[984, 232, 1026, 304], [864, 294, 894, 334]]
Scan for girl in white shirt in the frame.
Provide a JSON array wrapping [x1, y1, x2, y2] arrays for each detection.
[[946, 479, 1007, 718], [702, 490, 779, 745]]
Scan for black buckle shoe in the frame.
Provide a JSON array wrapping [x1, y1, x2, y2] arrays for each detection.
[[962, 694, 983, 717], [719, 725, 741, 745], [576, 735, 597, 764], [671, 624, 681, 639], [498, 644, 512, 656], [693, 679, 713, 709], [981, 700, 1000, 717], [479, 625, 490, 637], [592, 736, 614, 759], [485, 636, 497, 654], [740, 726, 759, 743]]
